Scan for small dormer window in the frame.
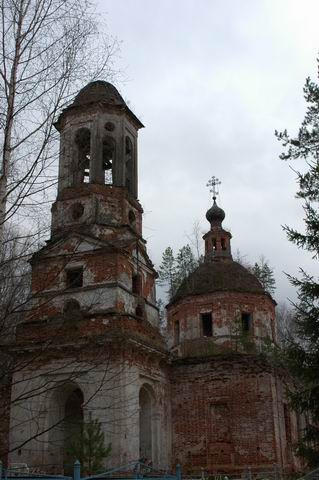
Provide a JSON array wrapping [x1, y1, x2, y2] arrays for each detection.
[[66, 267, 83, 288]]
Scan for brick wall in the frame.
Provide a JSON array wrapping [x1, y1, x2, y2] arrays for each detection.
[[171, 355, 286, 474]]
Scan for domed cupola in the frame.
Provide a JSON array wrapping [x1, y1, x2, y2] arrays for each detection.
[[203, 177, 232, 259], [206, 198, 225, 227], [167, 178, 276, 357], [72, 81, 126, 107]]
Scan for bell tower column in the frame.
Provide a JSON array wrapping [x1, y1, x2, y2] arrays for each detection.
[[90, 118, 104, 184]]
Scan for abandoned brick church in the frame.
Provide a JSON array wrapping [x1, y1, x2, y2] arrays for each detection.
[[6, 82, 301, 474]]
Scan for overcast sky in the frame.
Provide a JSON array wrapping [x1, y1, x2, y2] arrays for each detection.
[[97, 0, 319, 304]]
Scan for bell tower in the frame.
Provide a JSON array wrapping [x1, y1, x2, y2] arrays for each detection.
[[9, 81, 169, 471], [56, 81, 141, 194], [51, 81, 143, 239], [23, 80, 161, 332]]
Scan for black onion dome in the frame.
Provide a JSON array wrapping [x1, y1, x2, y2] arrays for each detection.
[[206, 198, 225, 224], [171, 259, 265, 303], [72, 81, 126, 107]]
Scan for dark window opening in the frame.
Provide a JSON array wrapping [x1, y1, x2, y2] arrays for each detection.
[[201, 312, 213, 337], [66, 268, 83, 288], [104, 121, 115, 132], [174, 320, 180, 345], [102, 136, 115, 185], [132, 274, 142, 295], [136, 304, 144, 318], [125, 136, 133, 192], [212, 238, 217, 251], [241, 313, 252, 333], [221, 238, 227, 250], [75, 128, 91, 184]]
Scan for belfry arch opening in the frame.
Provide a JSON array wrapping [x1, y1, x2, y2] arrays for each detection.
[[125, 136, 134, 193], [102, 136, 115, 185], [75, 128, 91, 184], [139, 384, 157, 462]]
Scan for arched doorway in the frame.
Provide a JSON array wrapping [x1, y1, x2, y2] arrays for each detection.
[[47, 384, 84, 470], [139, 384, 157, 463], [64, 388, 84, 467]]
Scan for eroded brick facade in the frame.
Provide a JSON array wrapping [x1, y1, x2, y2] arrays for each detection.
[[4, 82, 300, 475]]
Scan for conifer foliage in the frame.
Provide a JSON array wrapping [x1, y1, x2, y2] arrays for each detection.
[[158, 244, 199, 300], [67, 414, 111, 474], [251, 257, 276, 295], [276, 70, 319, 467]]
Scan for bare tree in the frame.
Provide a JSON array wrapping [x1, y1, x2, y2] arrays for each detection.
[[275, 301, 297, 345], [186, 220, 204, 262], [0, 0, 126, 464], [0, 0, 119, 240]]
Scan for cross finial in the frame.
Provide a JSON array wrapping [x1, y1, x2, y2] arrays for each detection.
[[206, 176, 221, 200]]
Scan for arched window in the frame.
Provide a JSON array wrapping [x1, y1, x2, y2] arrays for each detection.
[[125, 136, 134, 193], [75, 128, 91, 184], [139, 384, 157, 462], [102, 136, 115, 185]]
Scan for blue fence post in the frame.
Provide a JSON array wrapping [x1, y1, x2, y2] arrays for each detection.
[[73, 460, 81, 480], [176, 464, 181, 480]]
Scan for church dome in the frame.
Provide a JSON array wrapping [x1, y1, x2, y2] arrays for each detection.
[[171, 258, 264, 303], [72, 80, 126, 107], [206, 198, 225, 224]]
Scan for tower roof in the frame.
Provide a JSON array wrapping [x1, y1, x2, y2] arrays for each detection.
[[72, 81, 126, 107], [55, 80, 144, 130], [168, 180, 275, 305], [171, 259, 265, 303]]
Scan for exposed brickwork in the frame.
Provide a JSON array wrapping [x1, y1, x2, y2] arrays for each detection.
[[3, 82, 302, 476], [167, 291, 276, 351], [170, 356, 292, 473]]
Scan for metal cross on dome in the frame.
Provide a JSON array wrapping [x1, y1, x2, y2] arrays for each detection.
[[206, 176, 221, 200]]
